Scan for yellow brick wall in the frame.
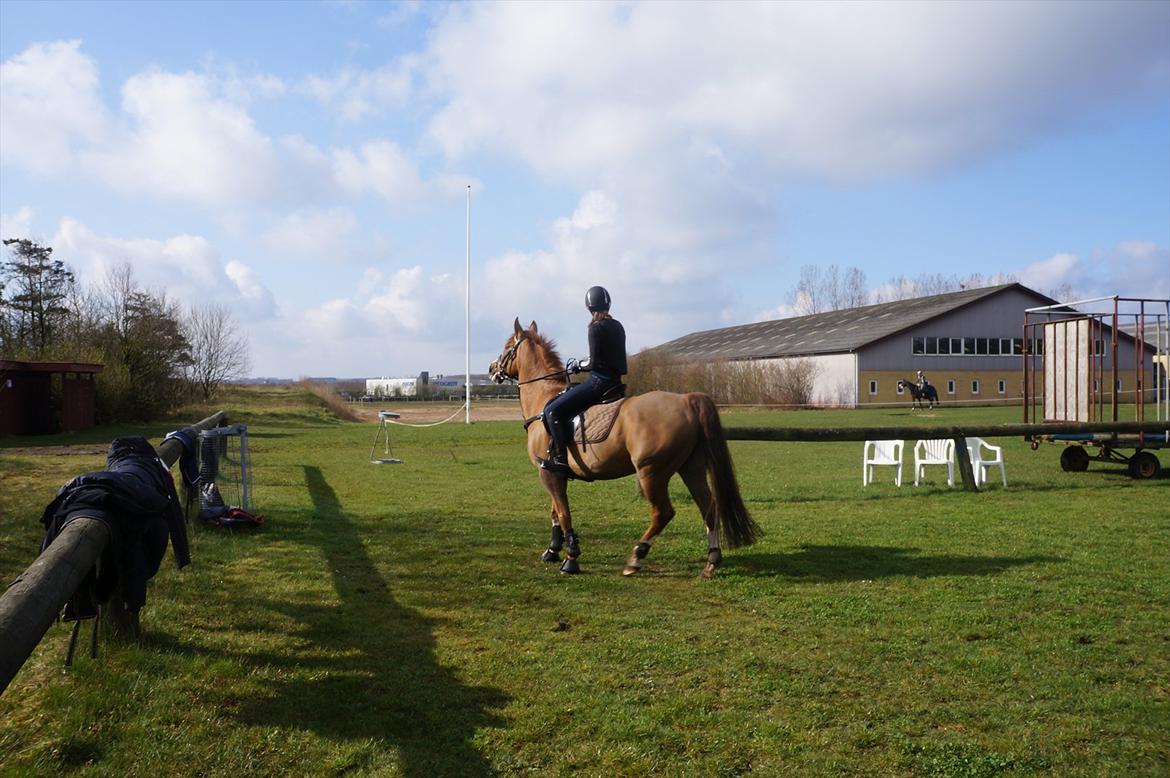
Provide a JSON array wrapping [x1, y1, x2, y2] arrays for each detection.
[[858, 369, 1150, 406]]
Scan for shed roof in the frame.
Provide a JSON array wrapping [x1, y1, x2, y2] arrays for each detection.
[[0, 359, 104, 374], [652, 283, 1053, 361]]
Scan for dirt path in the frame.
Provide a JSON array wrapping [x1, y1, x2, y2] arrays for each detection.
[[353, 401, 522, 424]]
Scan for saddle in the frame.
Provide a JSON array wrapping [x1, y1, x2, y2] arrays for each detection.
[[524, 384, 627, 449], [573, 395, 626, 447]]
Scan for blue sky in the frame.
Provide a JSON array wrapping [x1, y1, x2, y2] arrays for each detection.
[[2, 0, 1168, 378]]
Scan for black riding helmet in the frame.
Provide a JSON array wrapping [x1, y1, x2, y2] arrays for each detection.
[[585, 285, 611, 312]]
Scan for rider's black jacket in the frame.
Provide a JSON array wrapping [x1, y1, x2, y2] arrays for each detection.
[[587, 317, 627, 379]]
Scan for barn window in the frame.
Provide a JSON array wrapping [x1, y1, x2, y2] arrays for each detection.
[[997, 379, 1006, 394], [988, 339, 1000, 355], [971, 379, 980, 395], [896, 382, 905, 395], [963, 338, 976, 355], [912, 337, 925, 355], [947, 379, 956, 395], [976, 338, 989, 355], [1000, 338, 1012, 355], [869, 379, 878, 395], [1013, 338, 1024, 355], [937, 337, 950, 355]]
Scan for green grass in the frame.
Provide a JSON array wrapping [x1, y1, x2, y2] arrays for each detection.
[[2, 387, 1167, 776]]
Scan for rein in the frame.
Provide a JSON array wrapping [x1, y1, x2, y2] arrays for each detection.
[[518, 369, 569, 385]]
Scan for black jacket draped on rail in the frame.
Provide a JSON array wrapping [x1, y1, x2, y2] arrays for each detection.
[[39, 436, 190, 620]]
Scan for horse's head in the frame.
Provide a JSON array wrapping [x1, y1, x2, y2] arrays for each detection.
[[489, 318, 538, 383]]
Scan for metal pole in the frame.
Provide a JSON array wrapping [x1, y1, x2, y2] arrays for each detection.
[[0, 410, 225, 695], [465, 185, 471, 424]]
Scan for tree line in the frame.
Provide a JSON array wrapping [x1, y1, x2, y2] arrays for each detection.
[[787, 263, 1073, 316], [1, 238, 250, 422]]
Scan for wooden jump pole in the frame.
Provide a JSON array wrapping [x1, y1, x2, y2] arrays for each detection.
[[724, 420, 1170, 493], [0, 410, 226, 695]]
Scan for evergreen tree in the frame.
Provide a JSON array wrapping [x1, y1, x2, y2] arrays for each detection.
[[1, 238, 77, 357]]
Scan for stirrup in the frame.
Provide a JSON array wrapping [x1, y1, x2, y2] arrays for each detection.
[[538, 454, 571, 475]]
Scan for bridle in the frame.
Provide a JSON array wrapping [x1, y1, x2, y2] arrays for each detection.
[[492, 332, 571, 386], [492, 333, 525, 380]]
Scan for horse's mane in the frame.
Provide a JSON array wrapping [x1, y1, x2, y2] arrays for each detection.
[[526, 330, 565, 372]]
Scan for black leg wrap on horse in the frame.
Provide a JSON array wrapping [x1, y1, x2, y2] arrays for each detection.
[[634, 542, 651, 560], [566, 530, 581, 559], [541, 524, 565, 562], [707, 547, 723, 567]]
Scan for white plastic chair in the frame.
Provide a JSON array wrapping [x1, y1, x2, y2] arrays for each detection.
[[965, 437, 1007, 487], [914, 439, 955, 486], [863, 440, 904, 486]]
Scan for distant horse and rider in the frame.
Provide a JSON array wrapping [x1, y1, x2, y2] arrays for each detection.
[[898, 376, 939, 410], [488, 287, 761, 578]]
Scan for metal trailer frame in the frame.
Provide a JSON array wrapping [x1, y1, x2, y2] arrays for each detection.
[[1023, 296, 1170, 478]]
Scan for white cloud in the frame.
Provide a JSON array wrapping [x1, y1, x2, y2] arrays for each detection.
[[0, 206, 36, 240], [1017, 252, 1081, 295], [332, 140, 425, 201], [423, 3, 1170, 183], [480, 188, 747, 356], [0, 40, 111, 173], [84, 69, 287, 205], [302, 62, 413, 122], [1016, 243, 1169, 300], [49, 217, 276, 318], [261, 207, 358, 258], [2, 40, 468, 212]]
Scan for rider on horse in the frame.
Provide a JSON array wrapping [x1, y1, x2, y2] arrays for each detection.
[[541, 286, 628, 474], [917, 370, 931, 392]]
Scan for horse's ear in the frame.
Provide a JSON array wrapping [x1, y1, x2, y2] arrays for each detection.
[[513, 317, 523, 337], [528, 320, 538, 334]]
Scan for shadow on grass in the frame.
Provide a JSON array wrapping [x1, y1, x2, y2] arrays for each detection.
[[728, 544, 1062, 581], [222, 466, 508, 775]]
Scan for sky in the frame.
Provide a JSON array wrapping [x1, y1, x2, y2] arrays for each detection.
[[1, 0, 1168, 379]]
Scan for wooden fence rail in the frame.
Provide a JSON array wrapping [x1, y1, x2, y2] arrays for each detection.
[[0, 411, 226, 695]]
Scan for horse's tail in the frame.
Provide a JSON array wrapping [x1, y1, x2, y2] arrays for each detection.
[[687, 393, 762, 549]]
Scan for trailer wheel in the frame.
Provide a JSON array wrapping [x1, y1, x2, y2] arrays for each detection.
[[1060, 446, 1090, 472], [1128, 451, 1160, 480]]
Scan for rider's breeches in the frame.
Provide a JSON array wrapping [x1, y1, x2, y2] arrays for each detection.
[[544, 374, 615, 454]]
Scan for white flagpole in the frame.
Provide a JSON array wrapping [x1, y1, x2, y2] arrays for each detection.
[[465, 185, 471, 424]]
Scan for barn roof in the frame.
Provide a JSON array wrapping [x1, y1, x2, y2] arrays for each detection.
[[653, 283, 1051, 361]]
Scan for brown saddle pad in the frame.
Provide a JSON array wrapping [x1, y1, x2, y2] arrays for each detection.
[[574, 398, 626, 446]]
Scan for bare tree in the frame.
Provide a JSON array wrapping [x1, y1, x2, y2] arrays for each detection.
[[789, 264, 869, 315], [842, 266, 868, 308], [184, 303, 251, 401], [871, 271, 1018, 303]]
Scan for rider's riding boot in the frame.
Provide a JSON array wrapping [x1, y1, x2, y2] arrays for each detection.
[[541, 446, 571, 474], [541, 420, 572, 474]]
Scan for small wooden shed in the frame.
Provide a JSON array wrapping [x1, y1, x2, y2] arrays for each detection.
[[0, 360, 103, 436]]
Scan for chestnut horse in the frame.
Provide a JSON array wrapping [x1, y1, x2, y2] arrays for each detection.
[[489, 319, 761, 577]]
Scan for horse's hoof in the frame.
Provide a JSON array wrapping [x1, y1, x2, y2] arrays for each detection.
[[700, 563, 717, 579], [623, 564, 641, 576], [560, 558, 581, 575], [541, 548, 560, 563]]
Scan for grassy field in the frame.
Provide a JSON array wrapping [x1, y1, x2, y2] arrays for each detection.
[[1, 386, 1167, 776]]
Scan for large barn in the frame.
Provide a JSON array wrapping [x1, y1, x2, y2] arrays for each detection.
[[652, 283, 1107, 407]]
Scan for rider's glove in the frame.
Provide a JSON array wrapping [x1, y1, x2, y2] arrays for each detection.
[[566, 358, 580, 374]]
